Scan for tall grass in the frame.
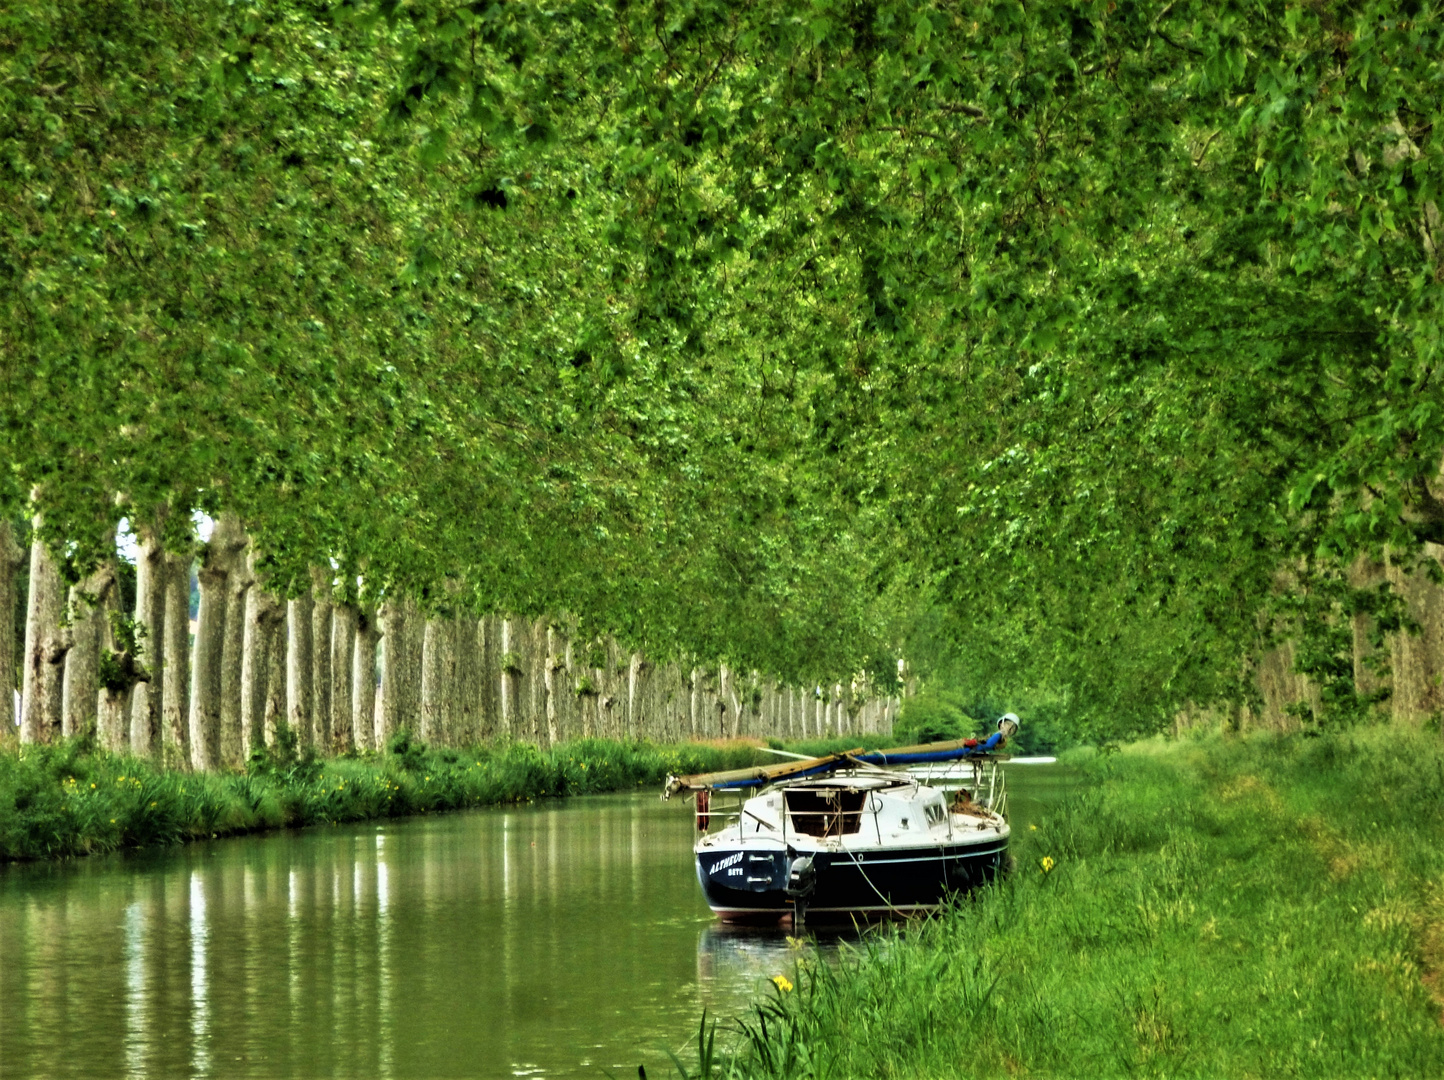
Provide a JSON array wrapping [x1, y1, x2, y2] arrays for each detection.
[[0, 731, 771, 861], [698, 728, 1444, 1079]]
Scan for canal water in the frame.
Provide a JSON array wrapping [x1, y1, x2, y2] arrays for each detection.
[[0, 763, 1075, 1078]]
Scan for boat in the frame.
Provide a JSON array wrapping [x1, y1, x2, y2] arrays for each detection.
[[663, 716, 1019, 924]]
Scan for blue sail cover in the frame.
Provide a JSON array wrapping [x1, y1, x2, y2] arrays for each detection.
[[855, 730, 1006, 765]]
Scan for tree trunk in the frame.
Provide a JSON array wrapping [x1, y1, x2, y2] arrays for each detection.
[[378, 598, 425, 743], [378, 599, 401, 744], [543, 623, 561, 746], [190, 514, 244, 771], [129, 524, 166, 758], [63, 552, 114, 742], [20, 517, 66, 744], [562, 628, 579, 741], [96, 570, 133, 753], [287, 591, 314, 748], [241, 568, 284, 760], [1386, 545, 1444, 724], [218, 534, 254, 768], [263, 608, 287, 748], [499, 616, 517, 738], [527, 617, 546, 745], [688, 667, 700, 740], [420, 615, 455, 745], [719, 665, 737, 739], [310, 567, 333, 753], [452, 614, 478, 746], [162, 552, 192, 769], [331, 603, 357, 754], [393, 597, 423, 736], [478, 615, 499, 740], [515, 617, 538, 743], [625, 652, 640, 740], [0, 521, 21, 744], [353, 605, 381, 752]]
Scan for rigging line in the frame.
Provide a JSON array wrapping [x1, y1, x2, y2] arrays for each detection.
[[839, 843, 908, 916]]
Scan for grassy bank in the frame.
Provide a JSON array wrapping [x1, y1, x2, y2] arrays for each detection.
[[713, 729, 1444, 1079], [0, 732, 773, 862]]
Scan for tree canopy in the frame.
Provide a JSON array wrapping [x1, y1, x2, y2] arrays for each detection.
[[4, 0, 1441, 732]]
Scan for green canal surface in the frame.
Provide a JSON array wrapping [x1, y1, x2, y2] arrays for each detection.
[[0, 762, 1076, 1079]]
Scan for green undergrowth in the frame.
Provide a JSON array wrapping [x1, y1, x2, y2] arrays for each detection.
[[0, 732, 771, 861], [701, 728, 1444, 1079]]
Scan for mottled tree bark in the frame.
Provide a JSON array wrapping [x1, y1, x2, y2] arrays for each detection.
[[688, 667, 701, 740], [719, 665, 739, 739], [161, 553, 192, 769], [241, 566, 284, 760], [542, 623, 562, 746], [331, 603, 357, 754], [451, 614, 478, 746], [1386, 545, 1444, 725], [626, 653, 643, 739], [478, 615, 500, 739], [190, 514, 244, 771], [218, 534, 254, 768], [378, 599, 402, 744], [21, 517, 66, 744], [390, 597, 424, 736], [377, 599, 407, 744], [419, 614, 453, 745], [96, 569, 141, 754], [62, 551, 115, 742], [263, 610, 287, 748], [0, 521, 21, 743], [287, 591, 314, 748], [129, 524, 166, 758], [189, 560, 225, 771], [310, 567, 333, 752], [353, 606, 380, 751], [527, 617, 547, 745], [561, 628, 578, 741], [499, 617, 518, 738]]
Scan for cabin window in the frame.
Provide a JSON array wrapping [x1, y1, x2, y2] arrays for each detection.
[[784, 789, 867, 838]]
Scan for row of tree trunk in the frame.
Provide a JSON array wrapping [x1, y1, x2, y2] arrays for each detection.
[[1, 518, 897, 767], [1174, 546, 1444, 733]]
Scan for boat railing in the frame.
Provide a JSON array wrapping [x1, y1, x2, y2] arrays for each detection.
[[991, 765, 1008, 819]]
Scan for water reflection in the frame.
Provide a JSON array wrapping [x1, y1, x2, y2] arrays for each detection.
[[189, 871, 210, 1078], [0, 766, 1075, 1078], [123, 900, 146, 1078]]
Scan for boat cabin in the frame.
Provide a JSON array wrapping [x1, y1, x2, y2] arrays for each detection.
[[724, 775, 962, 845]]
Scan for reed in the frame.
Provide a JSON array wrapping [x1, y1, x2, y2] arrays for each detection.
[[703, 728, 1444, 1079], [0, 732, 770, 861]]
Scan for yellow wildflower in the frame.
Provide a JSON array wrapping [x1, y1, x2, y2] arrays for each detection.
[[1040, 856, 1056, 874], [1028, 824, 1037, 831], [771, 975, 793, 993]]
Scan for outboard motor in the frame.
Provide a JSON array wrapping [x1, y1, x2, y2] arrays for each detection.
[[785, 852, 817, 926], [786, 854, 816, 898]]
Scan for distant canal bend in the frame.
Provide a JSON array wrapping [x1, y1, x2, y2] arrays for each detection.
[[0, 764, 1074, 1078]]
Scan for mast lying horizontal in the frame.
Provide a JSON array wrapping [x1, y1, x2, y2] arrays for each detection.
[[662, 749, 863, 799], [662, 731, 1012, 798]]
